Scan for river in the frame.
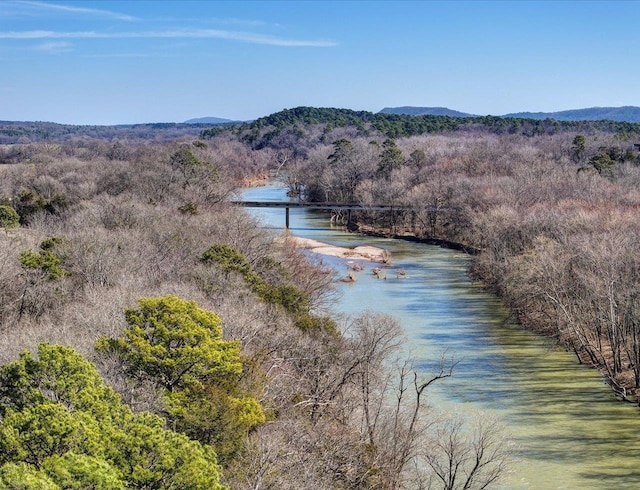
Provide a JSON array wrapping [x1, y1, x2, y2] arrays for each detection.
[[242, 183, 640, 489]]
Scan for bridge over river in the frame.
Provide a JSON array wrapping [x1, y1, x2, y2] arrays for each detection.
[[231, 200, 412, 228]]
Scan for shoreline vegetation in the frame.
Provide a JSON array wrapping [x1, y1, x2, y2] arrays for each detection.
[[284, 192, 640, 404], [330, 217, 637, 392]]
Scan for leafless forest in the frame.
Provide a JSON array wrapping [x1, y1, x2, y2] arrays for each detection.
[[1, 114, 639, 488], [284, 125, 640, 400]]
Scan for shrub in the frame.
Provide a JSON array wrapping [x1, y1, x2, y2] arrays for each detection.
[[0, 205, 19, 230]]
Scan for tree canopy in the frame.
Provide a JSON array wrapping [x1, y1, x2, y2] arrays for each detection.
[[0, 205, 19, 230], [95, 295, 265, 464], [201, 106, 640, 144], [0, 343, 225, 489], [96, 295, 242, 392]]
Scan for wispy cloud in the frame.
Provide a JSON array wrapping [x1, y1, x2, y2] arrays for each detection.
[[151, 16, 267, 28], [86, 52, 155, 59], [0, 29, 338, 47], [207, 17, 266, 27], [33, 40, 73, 53], [15, 1, 138, 21]]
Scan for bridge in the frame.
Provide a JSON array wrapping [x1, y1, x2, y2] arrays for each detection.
[[232, 200, 410, 228]]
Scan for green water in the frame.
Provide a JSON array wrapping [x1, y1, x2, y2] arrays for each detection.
[[243, 185, 640, 489]]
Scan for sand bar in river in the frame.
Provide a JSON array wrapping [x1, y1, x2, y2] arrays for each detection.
[[287, 236, 390, 263]]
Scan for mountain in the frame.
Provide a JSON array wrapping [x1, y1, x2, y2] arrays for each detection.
[[381, 106, 640, 123], [379, 106, 475, 117], [502, 106, 640, 123], [0, 121, 210, 144], [183, 117, 235, 124]]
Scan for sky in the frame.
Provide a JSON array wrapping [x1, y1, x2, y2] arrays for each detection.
[[1, 0, 639, 125]]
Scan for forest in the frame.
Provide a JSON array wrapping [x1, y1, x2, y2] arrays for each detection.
[[236, 109, 640, 399], [1, 108, 639, 488]]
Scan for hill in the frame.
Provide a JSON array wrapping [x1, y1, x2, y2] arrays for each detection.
[[206, 106, 640, 147], [502, 106, 640, 123], [382, 106, 640, 123], [0, 120, 210, 144], [184, 116, 236, 124], [3, 106, 640, 145], [379, 106, 475, 117]]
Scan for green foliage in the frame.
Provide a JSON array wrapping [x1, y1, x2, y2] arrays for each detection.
[[377, 138, 404, 178], [252, 107, 376, 130], [0, 205, 19, 230], [96, 295, 242, 392], [12, 191, 46, 223], [43, 453, 125, 490], [571, 134, 586, 163], [0, 342, 121, 418], [201, 244, 337, 335], [200, 126, 232, 139], [169, 146, 219, 191], [12, 190, 67, 225], [40, 236, 63, 250], [202, 244, 252, 275], [588, 152, 616, 176], [0, 462, 59, 489], [264, 284, 310, 315], [202, 244, 273, 302], [580, 145, 632, 177], [19, 237, 67, 280], [328, 138, 354, 166], [293, 313, 339, 335], [96, 296, 265, 465], [0, 403, 79, 467], [206, 106, 640, 147], [409, 148, 427, 167], [165, 385, 266, 465], [0, 343, 225, 489], [170, 147, 202, 167]]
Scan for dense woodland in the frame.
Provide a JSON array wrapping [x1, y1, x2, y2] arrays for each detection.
[[240, 109, 640, 399], [1, 107, 640, 488]]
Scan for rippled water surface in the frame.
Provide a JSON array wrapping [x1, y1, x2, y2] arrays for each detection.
[[243, 185, 640, 489]]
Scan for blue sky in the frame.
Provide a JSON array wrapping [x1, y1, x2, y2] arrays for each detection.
[[1, 0, 639, 125]]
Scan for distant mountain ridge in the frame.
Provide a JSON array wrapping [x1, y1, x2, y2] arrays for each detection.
[[503, 106, 640, 123], [380, 106, 640, 123], [379, 106, 474, 118], [5, 106, 640, 144], [183, 117, 235, 124]]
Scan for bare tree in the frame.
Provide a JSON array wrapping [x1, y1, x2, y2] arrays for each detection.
[[420, 414, 510, 490]]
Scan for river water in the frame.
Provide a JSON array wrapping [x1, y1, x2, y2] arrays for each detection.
[[242, 184, 640, 489]]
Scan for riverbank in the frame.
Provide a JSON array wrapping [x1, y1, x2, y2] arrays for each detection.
[[243, 180, 639, 403], [352, 222, 639, 403], [356, 224, 481, 255]]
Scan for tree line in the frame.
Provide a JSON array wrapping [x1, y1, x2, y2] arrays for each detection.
[[0, 121, 216, 145], [202, 106, 640, 148]]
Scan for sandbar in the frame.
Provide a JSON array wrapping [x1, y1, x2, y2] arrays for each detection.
[[286, 236, 390, 263]]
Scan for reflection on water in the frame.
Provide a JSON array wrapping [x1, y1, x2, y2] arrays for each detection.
[[243, 184, 640, 489]]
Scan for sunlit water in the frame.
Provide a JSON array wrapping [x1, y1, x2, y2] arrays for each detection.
[[242, 184, 640, 489]]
